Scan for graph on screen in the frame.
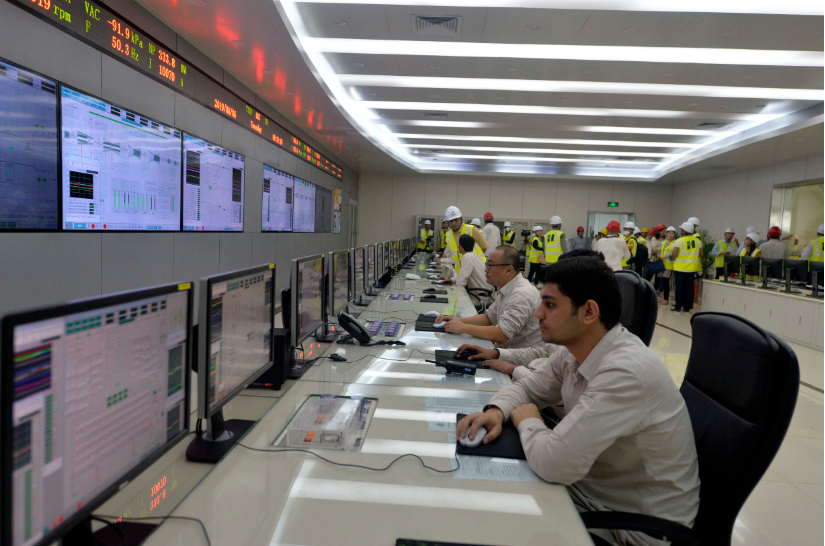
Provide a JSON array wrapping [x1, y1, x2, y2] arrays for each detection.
[[0, 59, 59, 230], [60, 87, 182, 231], [182, 134, 244, 231], [292, 178, 315, 233], [261, 165, 293, 232]]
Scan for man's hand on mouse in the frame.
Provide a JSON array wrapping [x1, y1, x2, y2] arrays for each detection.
[[443, 319, 466, 334], [435, 315, 455, 325], [456, 408, 504, 445], [456, 344, 499, 361], [510, 404, 541, 428], [437, 276, 452, 283], [485, 360, 516, 376]]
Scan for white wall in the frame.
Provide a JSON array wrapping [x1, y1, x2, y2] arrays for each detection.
[[357, 174, 674, 245], [0, 1, 359, 316]]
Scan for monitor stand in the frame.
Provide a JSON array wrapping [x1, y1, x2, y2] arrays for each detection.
[[365, 286, 380, 297], [186, 411, 254, 464], [352, 294, 371, 306], [315, 322, 340, 342], [63, 517, 156, 546]]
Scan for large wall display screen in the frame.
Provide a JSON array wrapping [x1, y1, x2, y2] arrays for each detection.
[[182, 134, 244, 232], [0, 59, 59, 230], [262, 165, 293, 232], [60, 87, 181, 231], [314, 186, 332, 234], [292, 178, 315, 233]]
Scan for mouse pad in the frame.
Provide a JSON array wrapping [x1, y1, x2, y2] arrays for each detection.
[[415, 321, 446, 333], [417, 314, 437, 323], [455, 413, 527, 460], [420, 296, 449, 303], [423, 289, 448, 294], [434, 350, 489, 369]]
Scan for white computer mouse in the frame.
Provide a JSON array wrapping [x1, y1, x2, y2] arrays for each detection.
[[424, 311, 439, 317], [460, 427, 487, 448], [426, 268, 435, 272], [428, 275, 438, 279], [433, 321, 446, 328], [435, 280, 445, 284]]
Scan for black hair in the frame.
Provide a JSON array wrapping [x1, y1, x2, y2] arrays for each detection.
[[458, 234, 476, 253], [537, 256, 622, 329], [495, 245, 520, 269], [485, 218, 493, 223]]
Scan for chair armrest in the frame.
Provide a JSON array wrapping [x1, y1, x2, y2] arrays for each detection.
[[580, 512, 700, 546], [466, 288, 494, 297]]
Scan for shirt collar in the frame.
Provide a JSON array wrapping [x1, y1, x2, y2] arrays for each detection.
[[576, 325, 624, 381], [498, 273, 522, 296]]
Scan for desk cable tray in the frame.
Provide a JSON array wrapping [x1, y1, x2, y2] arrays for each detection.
[[273, 395, 378, 452]]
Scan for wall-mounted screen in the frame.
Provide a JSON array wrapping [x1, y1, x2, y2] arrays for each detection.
[[0, 58, 58, 230], [314, 186, 332, 233], [262, 165, 293, 232], [182, 134, 244, 232], [293, 178, 315, 233], [60, 87, 182, 231]]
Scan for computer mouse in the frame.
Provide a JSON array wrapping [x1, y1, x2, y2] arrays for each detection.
[[433, 321, 446, 328], [454, 349, 476, 360], [426, 268, 435, 272], [460, 427, 487, 448], [424, 310, 439, 316], [421, 295, 436, 301], [423, 288, 435, 293], [435, 280, 445, 284], [428, 275, 438, 279]]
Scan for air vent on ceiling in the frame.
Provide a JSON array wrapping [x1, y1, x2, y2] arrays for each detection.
[[413, 16, 462, 36], [697, 122, 733, 129], [423, 113, 449, 120]]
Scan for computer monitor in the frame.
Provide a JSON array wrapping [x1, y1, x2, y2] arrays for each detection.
[[1, 283, 191, 546], [350, 246, 367, 307], [383, 242, 390, 270], [293, 178, 316, 232], [810, 260, 823, 281], [367, 244, 377, 291], [182, 134, 244, 232], [0, 58, 59, 230], [784, 258, 809, 282], [761, 258, 785, 279], [314, 186, 332, 233], [722, 255, 740, 278], [61, 86, 182, 231], [328, 249, 350, 318], [741, 256, 761, 278], [261, 165, 293, 232], [187, 264, 274, 463], [290, 254, 325, 347], [374, 242, 383, 283]]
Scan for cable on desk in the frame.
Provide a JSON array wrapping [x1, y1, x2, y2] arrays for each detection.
[[92, 514, 211, 546]]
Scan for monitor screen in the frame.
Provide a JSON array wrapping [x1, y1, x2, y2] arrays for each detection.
[[182, 134, 244, 232], [200, 265, 274, 418], [5, 285, 190, 546], [261, 165, 293, 232], [353, 247, 365, 299], [383, 242, 390, 270], [60, 87, 182, 231], [0, 59, 58, 230], [330, 250, 349, 317], [367, 244, 376, 287], [314, 186, 332, 233], [375, 243, 383, 280], [292, 178, 315, 233], [295, 255, 324, 344]]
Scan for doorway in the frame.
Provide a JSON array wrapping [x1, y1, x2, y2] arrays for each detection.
[[588, 212, 637, 240]]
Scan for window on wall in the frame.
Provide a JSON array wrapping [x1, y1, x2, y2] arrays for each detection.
[[769, 180, 824, 254]]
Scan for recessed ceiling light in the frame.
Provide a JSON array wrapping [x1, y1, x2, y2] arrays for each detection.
[[723, 30, 739, 36], [742, 75, 754, 79], [663, 72, 675, 77], [188, 0, 205, 5], [429, 65, 441, 70], [354, 62, 365, 67], [392, 132, 705, 148], [623, 28, 637, 33], [232, 40, 247, 46], [334, 19, 347, 25], [525, 25, 540, 31], [584, 69, 596, 75]]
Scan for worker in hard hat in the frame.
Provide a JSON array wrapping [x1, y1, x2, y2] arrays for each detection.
[[471, 218, 482, 228], [544, 215, 568, 265], [502, 221, 516, 246], [687, 217, 702, 242], [439, 220, 449, 253], [739, 233, 762, 258], [628, 227, 649, 276], [593, 228, 607, 247], [637, 227, 648, 247], [658, 226, 678, 304], [710, 228, 739, 279], [760, 227, 789, 260], [437, 206, 488, 274], [622, 221, 637, 269], [757, 226, 794, 247], [418, 220, 434, 252], [800, 224, 824, 262], [594, 220, 630, 271], [482, 212, 501, 257], [670, 222, 704, 313], [645, 226, 664, 283], [526, 225, 545, 285], [569, 226, 590, 251]]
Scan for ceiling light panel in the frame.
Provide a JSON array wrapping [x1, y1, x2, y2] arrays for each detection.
[[426, 154, 660, 165], [401, 144, 680, 157], [393, 133, 704, 148]]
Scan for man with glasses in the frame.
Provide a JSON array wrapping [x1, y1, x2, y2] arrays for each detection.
[[437, 245, 542, 349], [436, 234, 493, 291]]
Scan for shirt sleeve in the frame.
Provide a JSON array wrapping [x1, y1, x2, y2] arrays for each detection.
[[560, 234, 569, 253], [801, 241, 813, 259], [485, 296, 500, 324], [710, 241, 721, 257], [489, 352, 566, 418], [488, 291, 539, 341], [472, 226, 488, 252], [622, 241, 631, 260], [532, 239, 543, 251], [497, 345, 550, 367], [453, 256, 472, 288]]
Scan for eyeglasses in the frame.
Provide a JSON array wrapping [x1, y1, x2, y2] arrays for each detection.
[[485, 263, 511, 272]]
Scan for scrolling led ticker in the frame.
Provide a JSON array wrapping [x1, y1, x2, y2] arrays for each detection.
[[14, 0, 344, 180]]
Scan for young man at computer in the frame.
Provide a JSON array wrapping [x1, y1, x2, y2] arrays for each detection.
[[457, 256, 700, 546], [436, 234, 493, 291]]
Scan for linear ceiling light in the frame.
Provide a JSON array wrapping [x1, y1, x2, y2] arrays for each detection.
[[338, 75, 824, 101], [305, 39, 824, 68], [374, 120, 496, 128], [394, 133, 704, 148], [569, 125, 737, 136], [428, 154, 660, 165], [403, 144, 678, 157]]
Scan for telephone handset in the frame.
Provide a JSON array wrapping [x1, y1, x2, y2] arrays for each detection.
[[338, 312, 372, 344]]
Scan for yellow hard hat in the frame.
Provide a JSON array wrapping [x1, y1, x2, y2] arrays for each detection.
[[641, 227, 649, 233], [599, 228, 608, 236]]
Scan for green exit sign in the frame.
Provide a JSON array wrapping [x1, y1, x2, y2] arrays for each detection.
[[607, 201, 619, 207]]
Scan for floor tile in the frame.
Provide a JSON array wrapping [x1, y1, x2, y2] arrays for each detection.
[[768, 436, 824, 484], [733, 481, 824, 546], [760, 468, 788, 483], [794, 483, 824, 506]]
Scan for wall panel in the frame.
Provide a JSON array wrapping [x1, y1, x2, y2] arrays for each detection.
[[490, 178, 525, 218]]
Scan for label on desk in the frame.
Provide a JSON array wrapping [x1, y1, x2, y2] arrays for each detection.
[[455, 454, 540, 483], [425, 392, 495, 431]]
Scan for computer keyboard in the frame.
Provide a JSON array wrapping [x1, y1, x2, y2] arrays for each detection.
[[368, 320, 403, 338]]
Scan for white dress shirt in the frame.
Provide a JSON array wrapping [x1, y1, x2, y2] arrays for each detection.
[[498, 343, 561, 381], [452, 251, 493, 291], [489, 325, 700, 546], [594, 236, 631, 271], [482, 223, 502, 256], [484, 274, 543, 349]]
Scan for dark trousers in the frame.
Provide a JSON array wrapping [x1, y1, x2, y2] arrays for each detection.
[[661, 275, 671, 301], [674, 272, 695, 311], [527, 262, 541, 283]]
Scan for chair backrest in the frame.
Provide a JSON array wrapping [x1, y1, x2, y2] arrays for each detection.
[[614, 270, 658, 346], [680, 312, 799, 545]]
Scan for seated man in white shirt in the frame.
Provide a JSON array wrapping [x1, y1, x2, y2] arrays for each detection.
[[436, 245, 542, 349], [436, 234, 493, 291], [457, 256, 700, 546]]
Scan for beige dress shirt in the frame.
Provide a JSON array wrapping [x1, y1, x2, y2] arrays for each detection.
[[759, 239, 790, 260], [452, 251, 493, 291], [489, 325, 700, 546], [442, 223, 488, 265], [595, 236, 631, 271], [484, 274, 543, 349], [482, 223, 501, 256], [498, 343, 561, 381]]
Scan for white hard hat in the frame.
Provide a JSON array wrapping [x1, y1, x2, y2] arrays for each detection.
[[533, 225, 543, 231], [724, 227, 734, 234], [746, 232, 759, 242], [624, 221, 635, 229], [424, 220, 431, 225], [819, 224, 824, 235], [679, 222, 695, 233], [550, 215, 562, 225], [745, 226, 757, 234], [471, 218, 481, 226], [666, 226, 677, 233], [504, 221, 511, 227], [633, 227, 641, 235], [444, 206, 462, 221], [688, 216, 700, 226]]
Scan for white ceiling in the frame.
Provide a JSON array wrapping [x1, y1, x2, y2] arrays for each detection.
[[137, 0, 823, 181]]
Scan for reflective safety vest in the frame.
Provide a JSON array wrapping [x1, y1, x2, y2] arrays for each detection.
[[502, 230, 516, 246], [527, 236, 543, 264], [809, 236, 824, 263], [419, 228, 433, 250], [662, 240, 676, 271], [440, 229, 448, 250], [623, 234, 637, 268], [544, 230, 564, 264], [447, 223, 486, 273], [674, 235, 702, 273], [637, 236, 647, 247], [715, 240, 732, 269], [739, 246, 762, 258]]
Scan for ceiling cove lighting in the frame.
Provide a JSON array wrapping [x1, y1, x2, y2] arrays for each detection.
[[394, 133, 704, 148], [374, 120, 497, 128], [401, 144, 680, 157], [428, 154, 660, 165], [569, 125, 737, 136], [338, 75, 824, 102], [304, 39, 824, 68]]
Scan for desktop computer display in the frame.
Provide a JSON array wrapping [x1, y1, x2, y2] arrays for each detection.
[[291, 254, 325, 347], [383, 242, 390, 272], [182, 134, 244, 232], [261, 165, 293, 232], [329, 250, 350, 317], [293, 178, 315, 233], [374, 243, 383, 283], [367, 244, 376, 289], [352, 246, 365, 302], [314, 186, 332, 233], [2, 283, 192, 546], [61, 87, 182, 231], [0, 58, 59, 230]]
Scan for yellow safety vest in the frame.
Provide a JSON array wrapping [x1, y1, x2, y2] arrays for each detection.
[[662, 240, 676, 271], [418, 228, 433, 250], [623, 234, 636, 267], [673, 235, 702, 273], [544, 230, 564, 263], [527, 236, 543, 264], [739, 246, 762, 258], [809, 236, 824, 262], [447, 223, 486, 272], [715, 240, 731, 269], [440, 229, 448, 250], [502, 230, 516, 246], [637, 236, 647, 247]]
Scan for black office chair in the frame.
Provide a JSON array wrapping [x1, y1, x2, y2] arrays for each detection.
[[582, 312, 799, 546], [467, 288, 494, 313], [614, 270, 658, 346]]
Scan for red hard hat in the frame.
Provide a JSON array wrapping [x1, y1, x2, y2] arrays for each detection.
[[484, 212, 493, 220], [607, 220, 621, 231], [577, 226, 584, 231], [656, 223, 666, 231], [768, 226, 782, 238]]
